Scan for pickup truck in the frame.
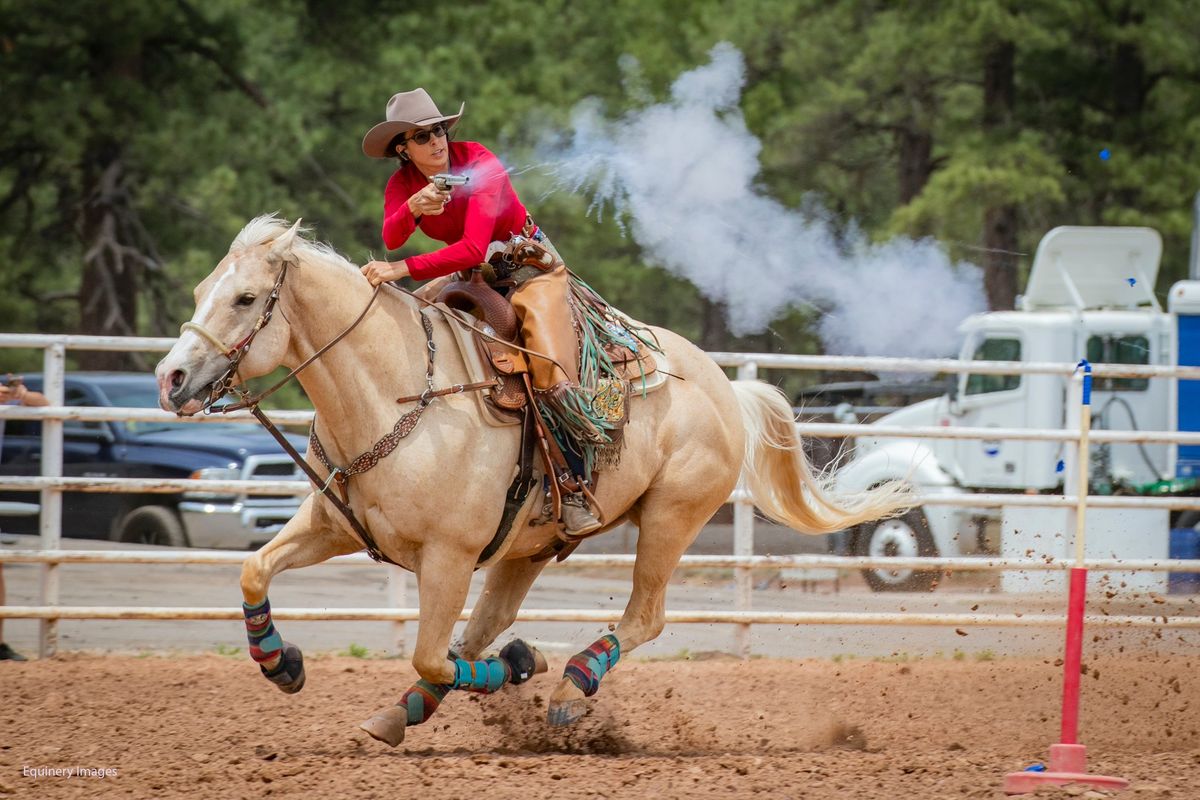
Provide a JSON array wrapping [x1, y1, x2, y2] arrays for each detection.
[[0, 372, 308, 549], [831, 225, 1200, 591]]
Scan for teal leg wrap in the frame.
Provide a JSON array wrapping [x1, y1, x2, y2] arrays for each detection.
[[451, 656, 511, 694]]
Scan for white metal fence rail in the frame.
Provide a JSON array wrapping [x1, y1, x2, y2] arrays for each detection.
[[3, 334, 1200, 659]]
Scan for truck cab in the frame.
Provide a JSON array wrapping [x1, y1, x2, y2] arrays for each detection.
[[834, 226, 1176, 589], [0, 372, 308, 549]]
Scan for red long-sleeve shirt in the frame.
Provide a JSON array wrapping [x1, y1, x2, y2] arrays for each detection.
[[381, 141, 528, 281]]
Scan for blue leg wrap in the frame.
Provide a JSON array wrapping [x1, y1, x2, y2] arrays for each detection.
[[451, 656, 511, 694]]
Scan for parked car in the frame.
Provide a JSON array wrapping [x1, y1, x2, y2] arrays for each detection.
[[0, 372, 308, 549]]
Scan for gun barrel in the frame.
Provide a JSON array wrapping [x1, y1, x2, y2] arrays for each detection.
[[432, 173, 469, 189]]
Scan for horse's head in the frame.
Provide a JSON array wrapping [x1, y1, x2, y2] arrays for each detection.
[[156, 217, 304, 415]]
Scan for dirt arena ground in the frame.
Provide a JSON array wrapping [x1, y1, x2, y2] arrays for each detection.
[[1, 652, 1196, 799]]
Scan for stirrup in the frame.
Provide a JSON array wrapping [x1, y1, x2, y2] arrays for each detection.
[[560, 494, 602, 538]]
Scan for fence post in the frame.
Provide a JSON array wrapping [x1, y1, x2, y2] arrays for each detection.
[[1070, 368, 1092, 566], [1062, 371, 1091, 555], [38, 343, 65, 658], [387, 565, 407, 656], [733, 361, 758, 659]]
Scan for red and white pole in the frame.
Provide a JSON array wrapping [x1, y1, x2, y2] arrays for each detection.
[[1003, 361, 1129, 794]]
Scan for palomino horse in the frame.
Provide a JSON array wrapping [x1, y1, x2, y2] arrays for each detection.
[[156, 215, 908, 745]]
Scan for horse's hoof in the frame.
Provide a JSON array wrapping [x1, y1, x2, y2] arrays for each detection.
[[261, 642, 305, 694], [360, 704, 408, 747], [547, 698, 590, 727], [499, 639, 549, 685]]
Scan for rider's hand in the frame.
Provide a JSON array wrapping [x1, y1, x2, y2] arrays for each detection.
[[0, 382, 46, 406], [407, 182, 452, 217], [361, 259, 411, 287]]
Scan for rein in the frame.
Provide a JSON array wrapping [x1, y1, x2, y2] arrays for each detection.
[[188, 259, 384, 415], [306, 310, 496, 487]]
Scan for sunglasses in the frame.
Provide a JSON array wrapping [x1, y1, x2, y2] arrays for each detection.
[[403, 123, 448, 146]]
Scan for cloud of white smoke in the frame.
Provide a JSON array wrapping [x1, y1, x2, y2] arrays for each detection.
[[545, 42, 986, 357]]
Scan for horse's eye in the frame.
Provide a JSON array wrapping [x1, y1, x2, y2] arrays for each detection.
[[236, 293, 256, 307]]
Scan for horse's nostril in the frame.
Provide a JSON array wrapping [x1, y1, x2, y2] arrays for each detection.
[[170, 369, 186, 389]]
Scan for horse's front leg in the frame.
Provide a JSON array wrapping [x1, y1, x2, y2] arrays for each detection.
[[359, 544, 545, 747], [456, 556, 550, 660], [240, 496, 363, 693]]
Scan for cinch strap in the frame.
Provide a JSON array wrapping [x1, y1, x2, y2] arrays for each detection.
[[563, 634, 620, 697]]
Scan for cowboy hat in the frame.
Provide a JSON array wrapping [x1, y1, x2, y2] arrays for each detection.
[[361, 88, 464, 158]]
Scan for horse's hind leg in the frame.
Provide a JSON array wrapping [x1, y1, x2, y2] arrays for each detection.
[[241, 497, 363, 694], [360, 555, 550, 747], [547, 489, 718, 725]]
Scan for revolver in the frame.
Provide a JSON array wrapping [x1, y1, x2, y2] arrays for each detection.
[[431, 173, 469, 192]]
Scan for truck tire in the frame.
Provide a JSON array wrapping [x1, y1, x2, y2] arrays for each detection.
[[855, 508, 939, 592], [117, 506, 189, 548]]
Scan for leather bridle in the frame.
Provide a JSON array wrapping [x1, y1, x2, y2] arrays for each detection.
[[180, 256, 294, 413]]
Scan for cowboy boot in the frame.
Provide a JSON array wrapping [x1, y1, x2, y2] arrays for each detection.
[[560, 493, 602, 538], [540, 424, 604, 539]]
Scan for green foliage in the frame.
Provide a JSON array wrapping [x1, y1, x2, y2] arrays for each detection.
[[1, 0, 1199, 375], [887, 131, 1067, 249], [342, 642, 369, 659]]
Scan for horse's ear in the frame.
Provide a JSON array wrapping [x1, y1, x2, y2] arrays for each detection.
[[267, 218, 303, 265]]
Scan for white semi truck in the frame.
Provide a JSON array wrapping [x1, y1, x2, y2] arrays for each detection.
[[832, 225, 1200, 590]]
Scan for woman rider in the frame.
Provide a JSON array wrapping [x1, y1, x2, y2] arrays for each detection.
[[359, 88, 602, 538]]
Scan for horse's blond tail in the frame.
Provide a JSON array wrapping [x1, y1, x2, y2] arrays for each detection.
[[731, 381, 912, 534]]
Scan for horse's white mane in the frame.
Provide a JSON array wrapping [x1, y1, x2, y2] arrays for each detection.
[[231, 213, 358, 274]]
